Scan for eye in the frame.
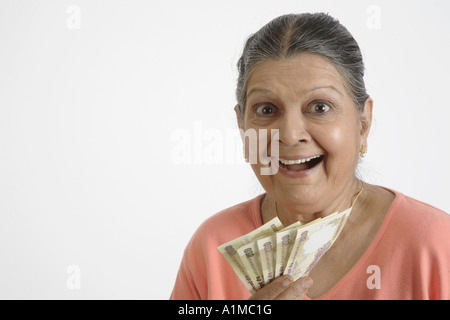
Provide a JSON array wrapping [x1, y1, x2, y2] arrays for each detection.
[[254, 103, 278, 116], [307, 101, 332, 114]]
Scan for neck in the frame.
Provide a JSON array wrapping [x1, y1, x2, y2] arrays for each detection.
[[269, 179, 364, 226]]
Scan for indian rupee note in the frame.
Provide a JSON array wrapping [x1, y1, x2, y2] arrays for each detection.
[[257, 235, 276, 285], [284, 208, 352, 281], [279, 221, 301, 231], [283, 222, 334, 280], [239, 217, 284, 245], [274, 227, 298, 278], [237, 241, 265, 290], [217, 244, 257, 293], [218, 217, 284, 293]]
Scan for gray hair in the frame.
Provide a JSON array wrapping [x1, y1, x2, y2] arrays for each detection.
[[236, 13, 369, 118]]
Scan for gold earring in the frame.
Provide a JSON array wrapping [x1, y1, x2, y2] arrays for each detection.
[[360, 144, 368, 158]]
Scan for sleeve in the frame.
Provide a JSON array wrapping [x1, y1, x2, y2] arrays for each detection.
[[429, 221, 450, 300], [169, 239, 202, 300], [168, 199, 260, 300], [416, 202, 450, 300]]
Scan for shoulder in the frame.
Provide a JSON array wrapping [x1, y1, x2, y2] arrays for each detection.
[[385, 188, 450, 247], [171, 195, 264, 300], [189, 194, 266, 249], [384, 189, 450, 299], [391, 189, 450, 228], [170, 194, 265, 299]]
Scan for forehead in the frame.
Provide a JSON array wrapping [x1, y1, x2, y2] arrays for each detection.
[[246, 53, 347, 99]]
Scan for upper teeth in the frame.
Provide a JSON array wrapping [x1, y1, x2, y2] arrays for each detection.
[[279, 155, 321, 165]]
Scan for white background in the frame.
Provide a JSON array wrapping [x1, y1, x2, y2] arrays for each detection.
[[0, 0, 449, 299]]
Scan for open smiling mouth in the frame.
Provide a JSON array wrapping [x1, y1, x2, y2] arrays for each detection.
[[278, 155, 325, 172]]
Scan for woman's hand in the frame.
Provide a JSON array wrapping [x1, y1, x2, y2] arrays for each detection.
[[248, 276, 313, 300]]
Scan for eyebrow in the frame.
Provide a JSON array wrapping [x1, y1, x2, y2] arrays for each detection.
[[304, 85, 343, 96], [247, 85, 343, 98], [246, 87, 277, 98]]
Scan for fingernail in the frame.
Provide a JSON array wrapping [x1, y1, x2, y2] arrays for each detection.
[[282, 276, 293, 287], [302, 277, 313, 289]]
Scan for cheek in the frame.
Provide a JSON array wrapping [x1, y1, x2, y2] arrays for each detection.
[[242, 125, 279, 159], [318, 126, 359, 171]]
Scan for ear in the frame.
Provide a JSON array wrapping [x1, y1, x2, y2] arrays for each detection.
[[234, 104, 244, 131], [360, 97, 373, 145], [235, 104, 247, 159]]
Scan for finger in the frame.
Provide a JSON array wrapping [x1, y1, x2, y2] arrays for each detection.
[[274, 277, 313, 300], [248, 275, 293, 300]]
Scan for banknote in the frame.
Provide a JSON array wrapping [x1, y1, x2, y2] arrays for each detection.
[[256, 235, 276, 284], [217, 217, 284, 293], [218, 243, 257, 293], [218, 207, 353, 294], [283, 208, 352, 281], [238, 217, 284, 245], [237, 241, 265, 290], [274, 227, 298, 278], [280, 221, 301, 231], [282, 212, 338, 280], [283, 220, 337, 280], [255, 220, 304, 284]]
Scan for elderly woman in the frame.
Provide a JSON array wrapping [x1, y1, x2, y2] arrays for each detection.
[[170, 13, 450, 300]]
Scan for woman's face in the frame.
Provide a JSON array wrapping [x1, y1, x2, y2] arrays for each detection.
[[237, 53, 372, 215]]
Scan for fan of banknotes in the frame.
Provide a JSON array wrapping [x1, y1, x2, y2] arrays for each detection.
[[217, 207, 352, 294]]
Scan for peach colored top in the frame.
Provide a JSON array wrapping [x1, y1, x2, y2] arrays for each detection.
[[170, 188, 450, 300]]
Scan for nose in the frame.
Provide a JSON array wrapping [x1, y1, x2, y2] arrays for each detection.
[[277, 110, 311, 146]]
